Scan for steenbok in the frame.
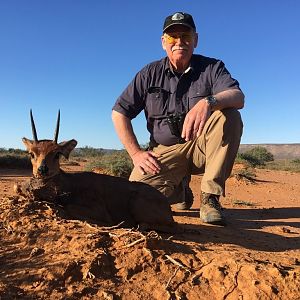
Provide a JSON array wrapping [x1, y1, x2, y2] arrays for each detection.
[[14, 110, 176, 231]]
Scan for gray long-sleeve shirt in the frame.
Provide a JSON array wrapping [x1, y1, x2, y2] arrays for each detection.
[[113, 54, 241, 146]]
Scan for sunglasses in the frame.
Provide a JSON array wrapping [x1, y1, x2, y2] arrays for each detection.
[[163, 32, 194, 44]]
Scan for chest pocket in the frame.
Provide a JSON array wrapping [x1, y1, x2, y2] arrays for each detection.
[[145, 87, 170, 118], [188, 86, 211, 110]]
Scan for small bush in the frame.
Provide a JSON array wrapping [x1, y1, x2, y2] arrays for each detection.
[[109, 159, 133, 178], [71, 146, 105, 158], [232, 199, 255, 206], [231, 167, 257, 183], [236, 146, 274, 167], [85, 150, 133, 178], [0, 154, 31, 169], [236, 153, 261, 167], [291, 158, 300, 164], [0, 148, 27, 155], [262, 159, 300, 173]]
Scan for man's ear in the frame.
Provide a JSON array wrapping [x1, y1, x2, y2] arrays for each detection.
[[58, 139, 77, 159], [193, 32, 198, 48], [22, 137, 34, 151], [161, 35, 167, 51]]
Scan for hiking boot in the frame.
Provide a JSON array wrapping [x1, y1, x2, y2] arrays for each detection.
[[200, 192, 225, 225], [174, 176, 194, 210], [175, 186, 194, 210]]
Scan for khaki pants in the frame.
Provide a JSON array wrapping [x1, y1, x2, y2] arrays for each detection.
[[129, 108, 243, 199]]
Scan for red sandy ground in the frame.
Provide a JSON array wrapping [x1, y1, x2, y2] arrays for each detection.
[[0, 165, 299, 300]]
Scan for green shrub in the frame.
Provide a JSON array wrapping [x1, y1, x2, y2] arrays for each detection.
[[262, 159, 300, 173], [237, 146, 274, 167], [109, 159, 133, 178], [236, 153, 261, 167], [0, 148, 27, 155], [0, 154, 31, 169], [71, 146, 105, 158], [85, 150, 133, 178]]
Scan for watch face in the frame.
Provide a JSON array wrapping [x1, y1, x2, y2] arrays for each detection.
[[207, 96, 217, 106]]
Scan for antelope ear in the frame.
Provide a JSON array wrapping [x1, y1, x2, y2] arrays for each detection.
[[58, 139, 77, 159], [22, 137, 34, 151]]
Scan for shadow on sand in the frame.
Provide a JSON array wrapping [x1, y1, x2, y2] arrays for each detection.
[[173, 207, 300, 252]]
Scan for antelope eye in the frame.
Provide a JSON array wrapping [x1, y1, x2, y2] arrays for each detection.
[[29, 153, 35, 159], [54, 152, 61, 159]]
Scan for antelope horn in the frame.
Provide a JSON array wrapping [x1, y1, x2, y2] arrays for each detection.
[[30, 109, 38, 142], [53, 109, 60, 143]]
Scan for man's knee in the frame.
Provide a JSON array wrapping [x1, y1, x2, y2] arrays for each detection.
[[223, 108, 243, 137], [214, 108, 242, 122], [222, 108, 243, 128], [211, 108, 243, 138]]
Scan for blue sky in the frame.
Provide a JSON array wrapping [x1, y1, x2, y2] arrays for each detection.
[[1, 0, 299, 150]]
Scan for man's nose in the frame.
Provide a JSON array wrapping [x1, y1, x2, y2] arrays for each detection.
[[175, 37, 184, 45], [38, 160, 49, 175]]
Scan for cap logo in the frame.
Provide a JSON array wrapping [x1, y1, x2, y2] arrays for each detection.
[[171, 13, 184, 21]]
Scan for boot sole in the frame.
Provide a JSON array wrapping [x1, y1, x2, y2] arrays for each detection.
[[200, 212, 226, 226]]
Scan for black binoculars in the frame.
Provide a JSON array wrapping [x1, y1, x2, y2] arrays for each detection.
[[166, 113, 186, 143]]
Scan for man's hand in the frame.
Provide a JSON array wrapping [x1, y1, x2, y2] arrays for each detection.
[[181, 100, 211, 141], [132, 150, 161, 175]]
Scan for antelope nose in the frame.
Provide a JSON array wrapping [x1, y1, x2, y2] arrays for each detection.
[[38, 160, 49, 175]]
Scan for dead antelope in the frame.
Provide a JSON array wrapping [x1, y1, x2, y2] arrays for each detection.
[[14, 110, 176, 231]]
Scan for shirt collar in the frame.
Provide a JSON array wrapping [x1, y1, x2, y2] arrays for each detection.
[[164, 56, 195, 78]]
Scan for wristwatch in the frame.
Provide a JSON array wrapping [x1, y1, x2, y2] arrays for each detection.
[[205, 95, 218, 109]]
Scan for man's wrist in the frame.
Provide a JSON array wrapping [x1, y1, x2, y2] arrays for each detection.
[[205, 95, 218, 110], [130, 149, 142, 158]]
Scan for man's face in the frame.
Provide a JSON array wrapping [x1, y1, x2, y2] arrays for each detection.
[[161, 25, 198, 71]]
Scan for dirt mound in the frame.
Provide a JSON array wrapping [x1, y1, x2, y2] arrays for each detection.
[[0, 168, 299, 299]]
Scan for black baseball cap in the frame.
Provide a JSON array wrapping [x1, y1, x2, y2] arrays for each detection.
[[163, 12, 196, 33]]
